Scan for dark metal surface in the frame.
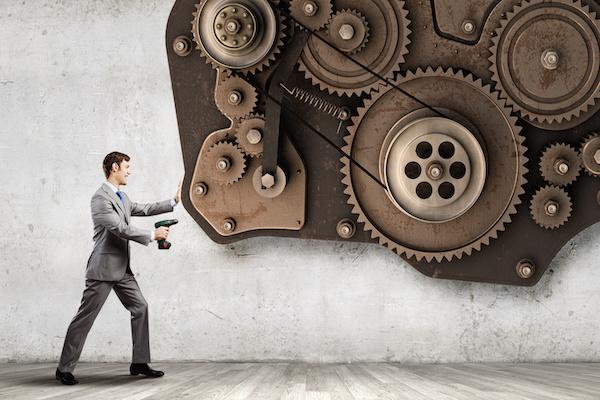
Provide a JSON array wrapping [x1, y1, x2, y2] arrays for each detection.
[[166, 0, 600, 286]]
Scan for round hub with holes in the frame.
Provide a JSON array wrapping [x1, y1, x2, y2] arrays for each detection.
[[381, 117, 486, 223]]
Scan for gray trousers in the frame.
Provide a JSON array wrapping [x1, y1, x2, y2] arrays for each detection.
[[58, 272, 151, 372]]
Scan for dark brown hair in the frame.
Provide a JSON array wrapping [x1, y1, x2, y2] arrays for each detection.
[[102, 152, 130, 178]]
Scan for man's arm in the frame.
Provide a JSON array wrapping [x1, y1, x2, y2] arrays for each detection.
[[93, 196, 153, 246], [130, 199, 175, 217]]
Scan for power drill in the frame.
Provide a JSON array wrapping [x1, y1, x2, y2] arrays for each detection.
[[154, 219, 178, 250]]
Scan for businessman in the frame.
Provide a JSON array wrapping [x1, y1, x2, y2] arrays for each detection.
[[56, 151, 181, 385]]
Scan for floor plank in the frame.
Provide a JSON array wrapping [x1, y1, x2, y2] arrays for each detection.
[[0, 362, 599, 400]]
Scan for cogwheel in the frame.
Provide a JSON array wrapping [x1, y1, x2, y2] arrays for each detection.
[[340, 67, 527, 263], [191, 0, 287, 75], [235, 114, 265, 157], [214, 72, 258, 120], [327, 10, 370, 55], [489, 0, 600, 128], [581, 133, 600, 177], [202, 141, 247, 185], [539, 143, 581, 186], [299, 0, 411, 97], [289, 0, 332, 31], [530, 185, 572, 229]]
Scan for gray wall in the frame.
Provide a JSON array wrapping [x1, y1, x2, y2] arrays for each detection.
[[2, 1, 600, 364]]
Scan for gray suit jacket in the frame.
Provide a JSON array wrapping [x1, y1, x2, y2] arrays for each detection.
[[85, 184, 174, 281]]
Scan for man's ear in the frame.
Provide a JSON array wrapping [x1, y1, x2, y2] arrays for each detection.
[[112, 162, 120, 173]]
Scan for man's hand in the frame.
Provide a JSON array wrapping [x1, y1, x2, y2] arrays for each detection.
[[154, 227, 170, 241], [175, 177, 183, 204]]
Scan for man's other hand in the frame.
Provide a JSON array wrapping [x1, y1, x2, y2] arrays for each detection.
[[155, 227, 170, 241], [175, 177, 183, 204]]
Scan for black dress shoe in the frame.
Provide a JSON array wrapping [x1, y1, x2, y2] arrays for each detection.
[[55, 368, 78, 385], [130, 363, 164, 378]]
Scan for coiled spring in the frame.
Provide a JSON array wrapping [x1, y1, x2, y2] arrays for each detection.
[[288, 87, 350, 121]]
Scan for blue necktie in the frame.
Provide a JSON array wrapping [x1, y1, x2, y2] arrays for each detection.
[[116, 191, 125, 204]]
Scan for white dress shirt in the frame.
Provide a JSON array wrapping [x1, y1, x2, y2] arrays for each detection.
[[103, 181, 177, 241]]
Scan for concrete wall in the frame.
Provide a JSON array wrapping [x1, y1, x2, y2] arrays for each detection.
[[2, 1, 600, 364]]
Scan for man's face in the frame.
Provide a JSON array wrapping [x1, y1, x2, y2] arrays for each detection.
[[111, 160, 130, 185]]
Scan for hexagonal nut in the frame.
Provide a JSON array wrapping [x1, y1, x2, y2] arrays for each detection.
[[261, 173, 275, 189], [594, 149, 600, 165], [516, 259, 535, 279]]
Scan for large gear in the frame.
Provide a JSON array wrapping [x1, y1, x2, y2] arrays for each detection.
[[581, 133, 600, 177], [202, 141, 247, 185], [341, 67, 527, 263], [289, 0, 332, 31], [489, 0, 600, 127], [191, 0, 287, 75], [214, 73, 258, 120], [235, 114, 265, 157], [539, 143, 581, 186], [530, 185, 572, 229], [298, 0, 411, 97]]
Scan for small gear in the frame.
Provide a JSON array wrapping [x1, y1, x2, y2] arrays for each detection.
[[289, 0, 332, 31], [235, 115, 265, 157], [489, 0, 600, 128], [299, 0, 411, 97], [530, 185, 572, 229], [202, 141, 247, 185], [581, 133, 600, 177], [214, 73, 258, 120], [539, 143, 581, 186], [327, 10, 370, 55], [192, 0, 287, 75]]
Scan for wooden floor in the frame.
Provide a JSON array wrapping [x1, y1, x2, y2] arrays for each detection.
[[1, 362, 599, 399]]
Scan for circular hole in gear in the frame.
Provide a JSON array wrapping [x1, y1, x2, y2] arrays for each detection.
[[415, 142, 433, 159], [449, 162, 467, 179], [438, 182, 455, 199], [404, 162, 422, 179], [416, 182, 433, 199], [438, 141, 455, 159]]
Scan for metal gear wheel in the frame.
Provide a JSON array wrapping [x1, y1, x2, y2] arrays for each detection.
[[191, 0, 287, 75], [327, 10, 370, 55], [235, 114, 265, 157], [539, 143, 581, 186], [489, 0, 600, 127], [214, 73, 258, 120], [202, 141, 248, 185], [581, 133, 600, 177], [340, 67, 527, 262], [530, 185, 572, 229], [298, 0, 411, 97], [289, 0, 332, 31]]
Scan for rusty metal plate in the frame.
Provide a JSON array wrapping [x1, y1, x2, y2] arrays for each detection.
[[166, 0, 600, 286]]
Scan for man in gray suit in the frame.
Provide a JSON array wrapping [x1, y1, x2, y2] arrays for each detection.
[[56, 151, 181, 385]]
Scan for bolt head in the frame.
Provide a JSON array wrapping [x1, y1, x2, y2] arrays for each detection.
[[337, 219, 356, 239], [261, 173, 275, 189], [228, 91, 242, 105], [516, 259, 535, 279], [223, 218, 236, 232], [246, 128, 262, 145], [194, 183, 208, 197], [541, 49, 559, 70], [462, 20, 475, 34], [339, 24, 355, 40], [594, 149, 600, 165], [556, 160, 570, 175], [545, 200, 559, 216], [303, 1, 317, 16], [216, 157, 231, 172]]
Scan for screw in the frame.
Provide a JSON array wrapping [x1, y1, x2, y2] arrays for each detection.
[[541, 49, 559, 70], [594, 149, 600, 165], [216, 157, 231, 172], [516, 259, 535, 279], [226, 20, 239, 34], [173, 36, 192, 57], [222, 218, 236, 233], [336, 219, 356, 239], [554, 159, 570, 175], [228, 90, 242, 105], [246, 129, 262, 145], [544, 200, 559, 217], [339, 24, 355, 41], [462, 20, 475, 34], [427, 163, 444, 180], [261, 173, 275, 189], [303, 1, 318, 16], [194, 182, 208, 197], [220, 12, 226, 18]]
